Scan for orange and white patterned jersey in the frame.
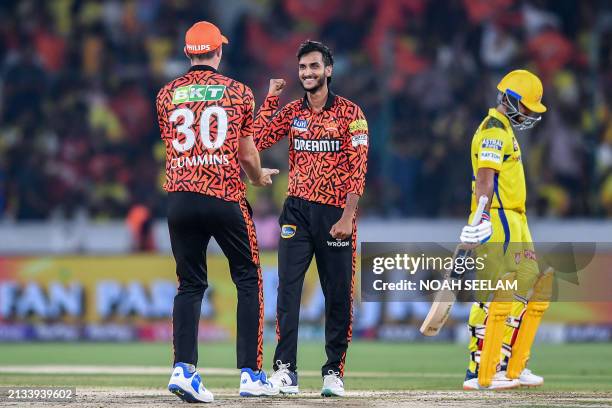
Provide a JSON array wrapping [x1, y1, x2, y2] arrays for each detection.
[[156, 65, 254, 202], [254, 92, 368, 208]]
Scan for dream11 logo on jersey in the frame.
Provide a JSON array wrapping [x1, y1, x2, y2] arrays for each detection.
[[169, 85, 230, 169]]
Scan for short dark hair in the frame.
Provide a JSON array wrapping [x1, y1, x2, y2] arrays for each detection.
[[296, 40, 333, 67]]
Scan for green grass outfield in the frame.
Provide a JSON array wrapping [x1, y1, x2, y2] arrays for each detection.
[[0, 342, 611, 392]]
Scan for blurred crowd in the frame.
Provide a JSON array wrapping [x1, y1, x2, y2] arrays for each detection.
[[1, 0, 611, 224]]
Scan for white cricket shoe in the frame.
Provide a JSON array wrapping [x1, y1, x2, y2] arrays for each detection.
[[239, 368, 280, 397], [168, 362, 214, 403], [269, 361, 299, 394], [463, 371, 520, 390], [517, 368, 544, 387], [321, 370, 345, 397]]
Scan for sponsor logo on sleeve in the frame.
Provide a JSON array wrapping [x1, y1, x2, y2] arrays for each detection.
[[351, 134, 368, 147], [479, 151, 502, 163], [291, 118, 308, 132], [281, 225, 297, 239], [349, 119, 368, 133], [172, 85, 226, 103], [481, 138, 503, 150]]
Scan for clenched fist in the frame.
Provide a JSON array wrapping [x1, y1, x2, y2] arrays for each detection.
[[268, 79, 286, 97], [330, 216, 353, 240]]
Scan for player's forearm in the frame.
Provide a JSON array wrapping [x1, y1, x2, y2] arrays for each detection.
[[340, 193, 360, 220], [474, 168, 495, 212], [238, 137, 263, 182], [240, 153, 263, 182]]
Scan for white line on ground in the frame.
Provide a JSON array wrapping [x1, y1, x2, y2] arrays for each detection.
[[0, 366, 611, 380], [0, 365, 457, 378]]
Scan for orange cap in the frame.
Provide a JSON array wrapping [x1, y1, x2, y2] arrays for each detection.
[[184, 21, 228, 54]]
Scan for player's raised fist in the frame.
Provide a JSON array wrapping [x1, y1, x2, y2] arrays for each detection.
[[268, 79, 286, 96]]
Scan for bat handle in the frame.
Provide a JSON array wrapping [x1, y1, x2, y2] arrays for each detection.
[[470, 195, 489, 227]]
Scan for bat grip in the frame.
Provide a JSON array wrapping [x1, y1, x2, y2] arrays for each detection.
[[470, 195, 489, 226]]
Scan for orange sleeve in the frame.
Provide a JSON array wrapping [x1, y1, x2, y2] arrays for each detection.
[[156, 87, 171, 140], [254, 95, 292, 151], [241, 86, 255, 139], [345, 105, 369, 196]]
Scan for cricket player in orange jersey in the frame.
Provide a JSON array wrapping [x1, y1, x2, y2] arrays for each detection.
[[254, 40, 368, 397], [157, 21, 279, 402]]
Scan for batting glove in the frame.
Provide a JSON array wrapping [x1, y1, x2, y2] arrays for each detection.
[[460, 211, 492, 244]]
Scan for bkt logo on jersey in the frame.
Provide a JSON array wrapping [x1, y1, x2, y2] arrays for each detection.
[[291, 118, 308, 131], [172, 85, 226, 104]]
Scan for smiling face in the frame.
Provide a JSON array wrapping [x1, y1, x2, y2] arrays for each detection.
[[298, 51, 332, 93]]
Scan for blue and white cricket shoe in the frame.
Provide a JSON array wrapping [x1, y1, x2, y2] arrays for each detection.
[[239, 368, 280, 397], [269, 361, 299, 394], [168, 362, 214, 403]]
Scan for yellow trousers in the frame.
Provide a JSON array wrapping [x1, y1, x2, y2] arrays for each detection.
[[467, 208, 539, 374]]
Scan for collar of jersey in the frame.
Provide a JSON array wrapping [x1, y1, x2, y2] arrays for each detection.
[[188, 65, 217, 73], [488, 108, 511, 129], [301, 90, 336, 111]]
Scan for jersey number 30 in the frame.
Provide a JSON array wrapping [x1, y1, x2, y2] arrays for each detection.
[[169, 106, 227, 152]]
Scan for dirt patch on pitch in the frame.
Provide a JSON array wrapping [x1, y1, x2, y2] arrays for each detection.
[[4, 388, 612, 407]]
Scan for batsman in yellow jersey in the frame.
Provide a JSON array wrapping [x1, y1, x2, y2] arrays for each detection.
[[459, 70, 553, 390]]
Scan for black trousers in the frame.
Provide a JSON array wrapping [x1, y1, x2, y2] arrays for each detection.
[[167, 191, 263, 370], [273, 196, 356, 377]]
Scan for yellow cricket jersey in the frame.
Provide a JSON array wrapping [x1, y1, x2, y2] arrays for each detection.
[[471, 108, 526, 214]]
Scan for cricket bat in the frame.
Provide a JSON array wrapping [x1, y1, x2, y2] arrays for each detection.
[[419, 195, 489, 336]]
